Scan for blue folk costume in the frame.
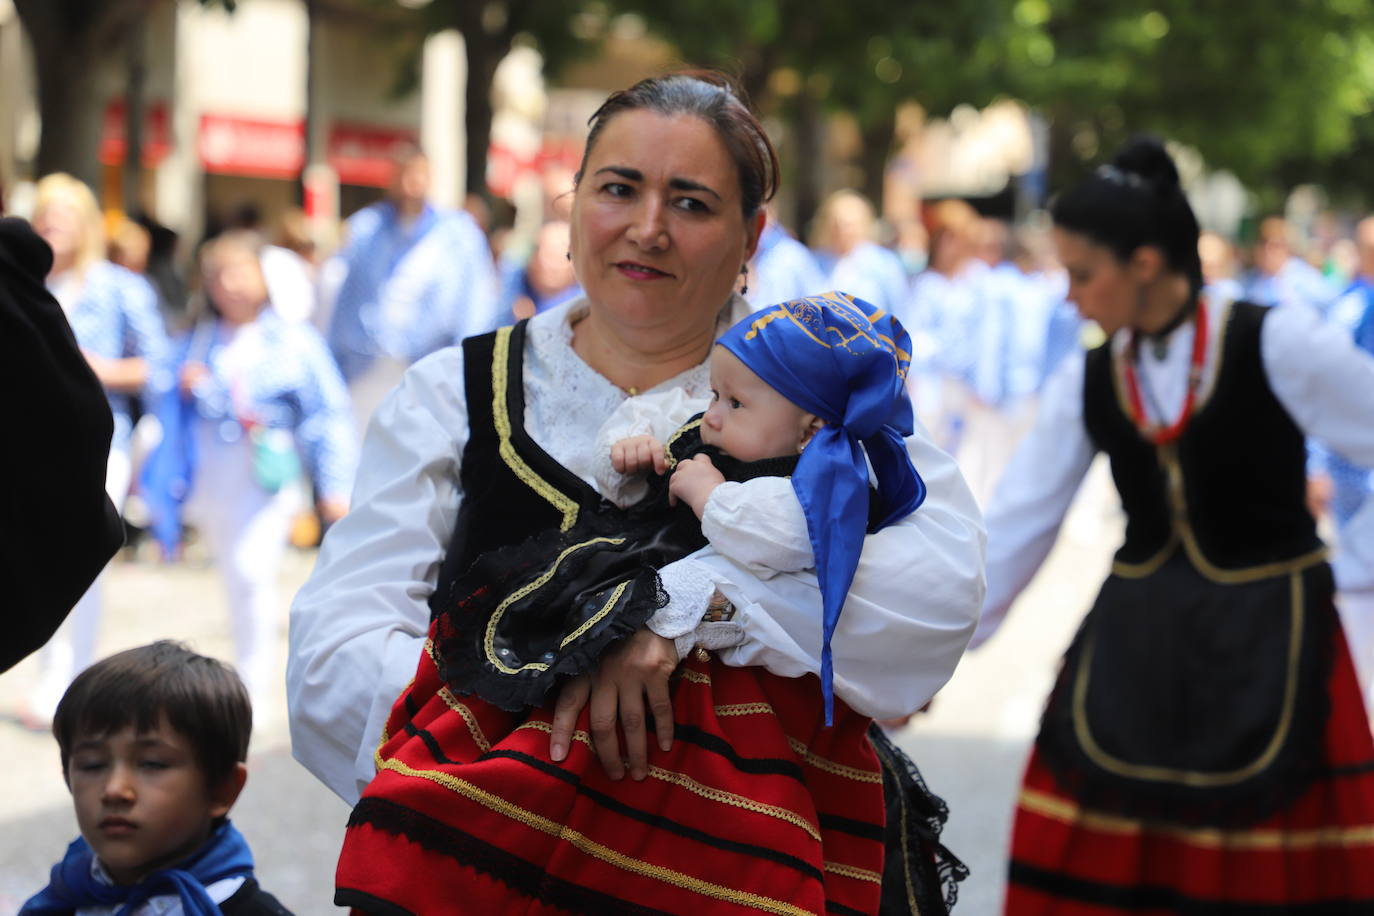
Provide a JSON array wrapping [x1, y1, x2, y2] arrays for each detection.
[[55, 260, 169, 453], [338, 293, 965, 916], [140, 309, 358, 555], [326, 202, 498, 383], [746, 221, 828, 307]]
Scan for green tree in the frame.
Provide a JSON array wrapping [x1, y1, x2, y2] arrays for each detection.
[[612, 0, 1374, 219], [612, 0, 1030, 228], [997, 0, 1374, 195]]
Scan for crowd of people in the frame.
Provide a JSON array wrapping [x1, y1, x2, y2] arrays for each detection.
[[4, 66, 1374, 916]]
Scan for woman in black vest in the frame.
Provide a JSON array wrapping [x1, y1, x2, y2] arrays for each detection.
[[973, 136, 1374, 913], [288, 72, 984, 915]]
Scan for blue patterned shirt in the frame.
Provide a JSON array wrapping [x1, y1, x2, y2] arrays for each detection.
[[747, 223, 828, 307], [814, 242, 910, 316], [1242, 257, 1339, 316], [167, 309, 358, 500], [1320, 279, 1374, 528], [326, 202, 498, 382], [51, 260, 168, 450]]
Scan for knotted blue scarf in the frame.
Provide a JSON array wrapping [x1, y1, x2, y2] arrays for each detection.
[[20, 820, 255, 916], [718, 291, 926, 724]]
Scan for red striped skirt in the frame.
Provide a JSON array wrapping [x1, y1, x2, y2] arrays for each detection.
[[336, 638, 888, 916], [1005, 626, 1374, 915]]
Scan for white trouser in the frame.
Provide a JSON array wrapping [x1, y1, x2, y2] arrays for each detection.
[[29, 448, 131, 720], [348, 356, 410, 447], [185, 428, 301, 714]]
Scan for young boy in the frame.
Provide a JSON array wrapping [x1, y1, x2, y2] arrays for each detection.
[[21, 641, 292, 915]]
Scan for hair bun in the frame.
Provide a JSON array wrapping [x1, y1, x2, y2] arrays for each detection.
[[1112, 134, 1180, 196]]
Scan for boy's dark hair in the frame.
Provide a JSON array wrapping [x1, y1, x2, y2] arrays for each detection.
[[53, 641, 252, 789]]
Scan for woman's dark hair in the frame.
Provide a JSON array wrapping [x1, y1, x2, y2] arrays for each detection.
[[53, 640, 252, 790], [1051, 135, 1203, 295], [574, 70, 779, 221]]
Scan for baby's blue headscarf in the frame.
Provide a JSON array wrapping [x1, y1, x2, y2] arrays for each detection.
[[717, 291, 926, 724]]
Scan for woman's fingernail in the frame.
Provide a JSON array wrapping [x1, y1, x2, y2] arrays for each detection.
[[551, 742, 565, 761]]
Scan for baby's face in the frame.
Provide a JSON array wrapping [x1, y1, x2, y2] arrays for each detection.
[[702, 347, 814, 461], [66, 716, 228, 885]]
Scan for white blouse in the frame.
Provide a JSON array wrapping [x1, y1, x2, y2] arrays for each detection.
[[973, 301, 1374, 648], [287, 298, 987, 803]]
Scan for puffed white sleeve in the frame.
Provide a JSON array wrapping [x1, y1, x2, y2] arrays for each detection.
[[656, 424, 987, 720], [287, 347, 469, 804], [1262, 303, 1374, 467], [590, 388, 709, 508], [968, 354, 1097, 649]]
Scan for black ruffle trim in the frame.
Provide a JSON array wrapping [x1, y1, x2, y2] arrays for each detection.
[[868, 725, 968, 916], [434, 521, 677, 712], [432, 417, 812, 714]]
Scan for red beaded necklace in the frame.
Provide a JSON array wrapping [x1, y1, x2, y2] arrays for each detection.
[[1121, 297, 1208, 445]]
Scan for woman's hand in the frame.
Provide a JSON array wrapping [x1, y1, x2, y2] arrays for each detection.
[[550, 627, 679, 781], [668, 453, 725, 519]]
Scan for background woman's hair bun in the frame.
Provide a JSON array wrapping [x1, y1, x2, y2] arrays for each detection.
[[1111, 134, 1180, 196]]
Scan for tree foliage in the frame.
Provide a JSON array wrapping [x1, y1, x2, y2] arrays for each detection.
[[606, 0, 1374, 209], [1004, 0, 1374, 194]]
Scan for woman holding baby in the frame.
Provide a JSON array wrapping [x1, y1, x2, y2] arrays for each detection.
[[289, 71, 984, 915]]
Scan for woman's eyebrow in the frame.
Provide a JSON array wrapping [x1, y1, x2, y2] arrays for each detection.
[[669, 177, 721, 201], [595, 166, 642, 182], [593, 166, 722, 201]]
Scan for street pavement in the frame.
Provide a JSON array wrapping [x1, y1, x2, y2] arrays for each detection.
[[0, 463, 1121, 916]]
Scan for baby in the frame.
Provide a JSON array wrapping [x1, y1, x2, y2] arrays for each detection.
[[433, 291, 924, 722], [21, 641, 292, 916]]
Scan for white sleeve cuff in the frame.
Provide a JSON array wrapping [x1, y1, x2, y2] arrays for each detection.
[[649, 556, 745, 660]]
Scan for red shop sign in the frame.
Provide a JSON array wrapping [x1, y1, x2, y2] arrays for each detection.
[[198, 114, 305, 179], [101, 99, 172, 167], [328, 123, 418, 188]]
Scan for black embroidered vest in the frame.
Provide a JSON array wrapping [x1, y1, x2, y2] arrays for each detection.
[[1083, 301, 1324, 573], [427, 321, 605, 619]]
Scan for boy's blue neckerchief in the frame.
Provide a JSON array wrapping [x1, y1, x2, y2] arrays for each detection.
[[717, 291, 926, 724], [20, 820, 255, 916]]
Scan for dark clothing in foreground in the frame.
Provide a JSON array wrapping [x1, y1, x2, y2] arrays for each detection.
[[0, 217, 123, 673]]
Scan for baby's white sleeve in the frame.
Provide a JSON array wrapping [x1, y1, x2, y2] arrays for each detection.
[[590, 389, 710, 507], [699, 477, 814, 575]]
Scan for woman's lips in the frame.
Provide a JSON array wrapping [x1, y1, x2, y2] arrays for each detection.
[[615, 261, 672, 280]]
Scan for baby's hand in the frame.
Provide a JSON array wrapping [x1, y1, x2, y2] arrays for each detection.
[[611, 435, 668, 476], [668, 453, 726, 519]]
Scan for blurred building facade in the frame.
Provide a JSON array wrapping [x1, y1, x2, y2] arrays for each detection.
[[0, 0, 465, 246]]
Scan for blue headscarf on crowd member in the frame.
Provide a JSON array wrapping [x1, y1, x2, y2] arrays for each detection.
[[717, 291, 926, 723]]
